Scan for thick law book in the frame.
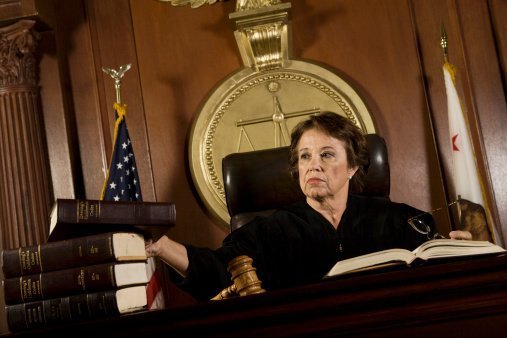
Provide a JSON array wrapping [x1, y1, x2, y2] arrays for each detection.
[[325, 239, 506, 278], [1, 232, 146, 278], [3, 261, 149, 305], [48, 198, 176, 242], [6, 285, 147, 332]]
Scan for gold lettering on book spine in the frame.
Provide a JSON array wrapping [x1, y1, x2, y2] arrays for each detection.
[[18, 248, 26, 272], [37, 245, 42, 272], [77, 269, 86, 290]]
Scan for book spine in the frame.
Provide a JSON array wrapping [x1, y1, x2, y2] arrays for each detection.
[[3, 263, 118, 305], [6, 290, 120, 332], [57, 199, 176, 225], [2, 234, 115, 278]]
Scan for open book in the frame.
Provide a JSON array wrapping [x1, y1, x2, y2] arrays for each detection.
[[325, 239, 506, 278]]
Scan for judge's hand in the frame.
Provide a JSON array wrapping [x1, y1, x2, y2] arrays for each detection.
[[145, 235, 190, 277], [449, 230, 472, 240], [145, 238, 157, 258]]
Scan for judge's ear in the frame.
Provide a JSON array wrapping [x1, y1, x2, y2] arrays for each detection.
[[348, 166, 359, 178]]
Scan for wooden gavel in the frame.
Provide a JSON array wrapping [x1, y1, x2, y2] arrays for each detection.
[[211, 255, 266, 300]]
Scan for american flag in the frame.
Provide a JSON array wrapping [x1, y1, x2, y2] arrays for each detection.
[[101, 102, 165, 310], [100, 103, 142, 202]]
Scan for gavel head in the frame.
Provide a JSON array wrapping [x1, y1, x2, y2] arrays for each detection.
[[227, 255, 266, 297]]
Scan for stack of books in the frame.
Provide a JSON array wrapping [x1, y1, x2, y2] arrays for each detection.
[[1, 198, 176, 332]]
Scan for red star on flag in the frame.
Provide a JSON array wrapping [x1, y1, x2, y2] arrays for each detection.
[[452, 134, 460, 152]]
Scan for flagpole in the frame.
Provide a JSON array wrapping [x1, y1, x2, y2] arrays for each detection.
[[440, 22, 448, 64]]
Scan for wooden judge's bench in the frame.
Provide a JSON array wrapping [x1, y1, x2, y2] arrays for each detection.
[[3, 253, 507, 338]]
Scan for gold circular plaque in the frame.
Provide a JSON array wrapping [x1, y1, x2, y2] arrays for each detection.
[[189, 60, 376, 229]]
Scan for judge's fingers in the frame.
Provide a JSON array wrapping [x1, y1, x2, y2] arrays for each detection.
[[145, 240, 159, 258], [449, 230, 473, 240]]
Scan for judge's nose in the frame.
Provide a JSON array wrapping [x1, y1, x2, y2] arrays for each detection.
[[308, 156, 322, 172]]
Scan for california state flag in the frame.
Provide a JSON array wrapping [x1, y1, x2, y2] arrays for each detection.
[[443, 62, 496, 242]]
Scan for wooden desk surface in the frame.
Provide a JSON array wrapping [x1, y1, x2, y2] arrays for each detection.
[[4, 253, 507, 337]]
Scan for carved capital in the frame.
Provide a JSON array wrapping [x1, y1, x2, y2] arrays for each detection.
[[0, 20, 40, 86]]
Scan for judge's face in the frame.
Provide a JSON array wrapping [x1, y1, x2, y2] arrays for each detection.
[[297, 129, 357, 203]]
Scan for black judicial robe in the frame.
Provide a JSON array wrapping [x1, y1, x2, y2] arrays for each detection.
[[172, 194, 434, 301]]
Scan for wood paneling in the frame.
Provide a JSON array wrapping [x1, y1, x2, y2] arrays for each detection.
[[129, 0, 240, 247]]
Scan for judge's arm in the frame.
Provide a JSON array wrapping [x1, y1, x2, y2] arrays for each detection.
[[146, 235, 189, 277]]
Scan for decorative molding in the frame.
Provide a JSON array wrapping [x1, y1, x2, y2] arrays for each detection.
[[230, 2, 291, 71], [158, 0, 282, 11], [0, 19, 39, 86]]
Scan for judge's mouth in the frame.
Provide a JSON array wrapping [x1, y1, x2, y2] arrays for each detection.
[[306, 178, 325, 185]]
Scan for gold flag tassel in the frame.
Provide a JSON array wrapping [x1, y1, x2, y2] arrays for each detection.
[[100, 102, 127, 200]]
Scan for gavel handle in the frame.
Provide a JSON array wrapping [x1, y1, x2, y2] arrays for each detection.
[[211, 284, 237, 300], [210, 255, 265, 301]]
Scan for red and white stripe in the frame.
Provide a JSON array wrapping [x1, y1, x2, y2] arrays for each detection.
[[145, 257, 165, 310]]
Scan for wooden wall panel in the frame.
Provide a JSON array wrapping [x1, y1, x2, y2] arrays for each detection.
[[50, 0, 107, 199], [38, 30, 77, 201], [130, 0, 240, 247], [456, 0, 507, 244]]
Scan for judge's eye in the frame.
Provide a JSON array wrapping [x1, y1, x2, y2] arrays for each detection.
[[299, 153, 311, 161], [320, 152, 335, 160]]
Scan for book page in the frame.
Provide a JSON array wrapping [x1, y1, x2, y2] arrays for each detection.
[[325, 248, 416, 278], [413, 239, 505, 260]]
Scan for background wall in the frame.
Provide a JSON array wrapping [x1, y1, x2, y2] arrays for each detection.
[[0, 0, 506, 332]]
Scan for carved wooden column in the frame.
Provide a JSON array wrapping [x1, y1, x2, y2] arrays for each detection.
[[0, 20, 53, 248]]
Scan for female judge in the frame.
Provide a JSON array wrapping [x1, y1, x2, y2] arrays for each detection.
[[146, 112, 471, 300]]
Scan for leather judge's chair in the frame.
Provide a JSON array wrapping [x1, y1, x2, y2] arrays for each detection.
[[222, 134, 390, 231]]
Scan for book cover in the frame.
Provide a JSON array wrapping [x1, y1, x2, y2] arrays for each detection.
[[48, 198, 176, 242], [3, 261, 149, 305], [1, 232, 146, 278], [324, 239, 506, 278], [6, 285, 147, 332]]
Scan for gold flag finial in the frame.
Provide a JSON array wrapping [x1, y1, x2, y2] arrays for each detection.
[[102, 64, 132, 104], [440, 22, 448, 63]]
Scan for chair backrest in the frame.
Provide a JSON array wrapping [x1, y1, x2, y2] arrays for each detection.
[[222, 134, 390, 230]]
